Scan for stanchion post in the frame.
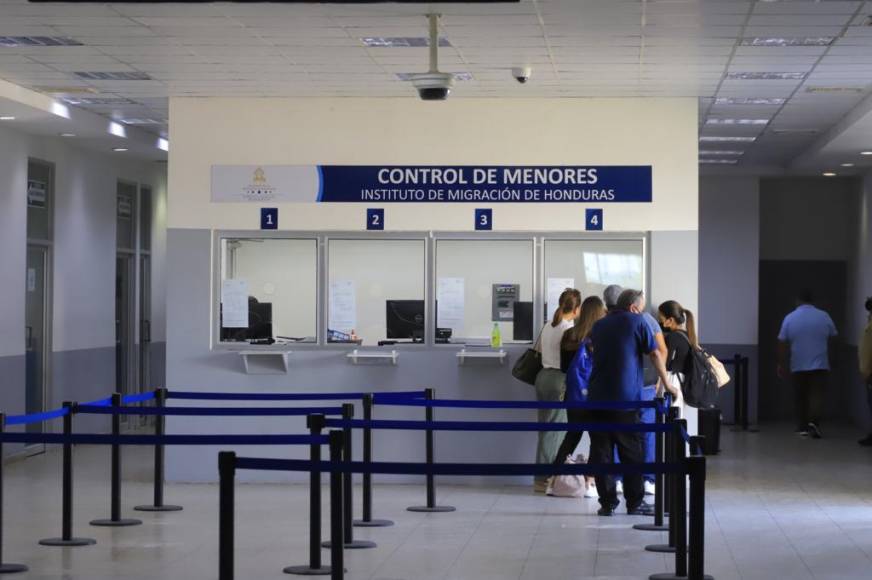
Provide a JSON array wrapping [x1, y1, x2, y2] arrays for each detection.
[[0, 414, 28, 574], [354, 394, 393, 528], [649, 418, 690, 580], [39, 402, 96, 547], [328, 431, 344, 580], [732, 353, 742, 429], [90, 392, 141, 527], [136, 388, 182, 512], [218, 451, 236, 580], [635, 397, 667, 532], [407, 388, 455, 513], [687, 455, 713, 580], [285, 413, 331, 576], [646, 406, 680, 554]]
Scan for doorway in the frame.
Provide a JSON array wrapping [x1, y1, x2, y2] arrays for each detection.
[[115, 254, 135, 398], [25, 246, 49, 434]]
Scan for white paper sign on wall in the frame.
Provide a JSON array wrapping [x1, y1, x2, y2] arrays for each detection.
[[328, 279, 357, 333], [221, 279, 249, 328], [547, 277, 575, 319]]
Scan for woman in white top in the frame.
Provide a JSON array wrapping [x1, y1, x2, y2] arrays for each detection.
[[533, 288, 582, 493]]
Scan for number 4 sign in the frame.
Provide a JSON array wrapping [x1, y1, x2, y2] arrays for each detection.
[[586, 208, 603, 231]]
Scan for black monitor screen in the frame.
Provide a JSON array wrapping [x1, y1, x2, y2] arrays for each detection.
[[513, 301, 533, 341], [386, 300, 425, 341], [220, 298, 272, 342]]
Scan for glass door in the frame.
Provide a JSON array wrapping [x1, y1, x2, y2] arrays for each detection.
[[115, 254, 135, 398], [25, 245, 48, 437], [139, 254, 151, 394]]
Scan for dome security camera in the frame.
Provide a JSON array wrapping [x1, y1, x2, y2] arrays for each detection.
[[512, 66, 532, 84], [410, 72, 454, 101]]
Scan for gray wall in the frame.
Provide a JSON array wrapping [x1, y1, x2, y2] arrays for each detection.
[[848, 173, 872, 430], [0, 123, 167, 443]]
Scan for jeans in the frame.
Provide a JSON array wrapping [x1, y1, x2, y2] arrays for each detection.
[[588, 410, 645, 510], [793, 370, 827, 429], [534, 368, 566, 485], [552, 408, 586, 467]]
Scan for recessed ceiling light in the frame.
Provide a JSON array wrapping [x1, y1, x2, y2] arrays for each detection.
[[714, 97, 786, 106], [862, 151, 872, 156], [112, 147, 128, 152], [726, 72, 807, 80], [361, 37, 451, 48], [822, 172, 837, 177], [74, 71, 151, 81], [59, 132, 76, 137], [770, 128, 819, 135], [705, 118, 769, 125], [108, 121, 126, 138], [699, 150, 744, 156], [396, 72, 473, 81], [699, 136, 757, 142], [0, 36, 82, 47], [805, 86, 867, 94], [157, 137, 169, 152], [700, 159, 738, 165], [840, 163, 854, 167], [739, 37, 835, 47], [0, 116, 14, 121]]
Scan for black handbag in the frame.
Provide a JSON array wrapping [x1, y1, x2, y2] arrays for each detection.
[[511, 330, 543, 386]]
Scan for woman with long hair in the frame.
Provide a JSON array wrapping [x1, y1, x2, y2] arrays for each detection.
[[657, 300, 698, 430], [532, 288, 582, 493]]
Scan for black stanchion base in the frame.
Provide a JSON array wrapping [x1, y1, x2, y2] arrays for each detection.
[[650, 574, 713, 580], [134, 504, 184, 512], [406, 505, 456, 513], [39, 537, 96, 547], [633, 523, 669, 532], [353, 518, 394, 528], [282, 565, 335, 576], [89, 518, 142, 527], [0, 564, 27, 574], [320, 540, 377, 550], [646, 544, 687, 554]]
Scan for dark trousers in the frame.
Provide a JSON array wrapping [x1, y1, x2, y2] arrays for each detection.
[[587, 410, 645, 510], [552, 408, 586, 467], [793, 370, 827, 429]]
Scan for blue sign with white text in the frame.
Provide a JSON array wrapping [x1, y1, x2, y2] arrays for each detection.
[[261, 207, 278, 230], [586, 208, 603, 231], [367, 208, 384, 230], [475, 208, 493, 230], [316, 165, 652, 204]]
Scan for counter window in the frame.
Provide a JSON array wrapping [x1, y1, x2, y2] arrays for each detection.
[[544, 239, 644, 315], [327, 238, 426, 346], [219, 238, 318, 344], [435, 239, 534, 344]]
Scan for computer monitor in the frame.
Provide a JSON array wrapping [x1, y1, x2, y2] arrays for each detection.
[[386, 300, 425, 342], [513, 301, 533, 341], [220, 297, 272, 342]]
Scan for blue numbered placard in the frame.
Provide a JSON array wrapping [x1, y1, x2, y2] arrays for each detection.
[[585, 208, 603, 231], [367, 208, 385, 230], [261, 207, 278, 230], [475, 208, 493, 231]]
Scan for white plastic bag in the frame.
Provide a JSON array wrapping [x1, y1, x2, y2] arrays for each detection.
[[551, 454, 587, 498]]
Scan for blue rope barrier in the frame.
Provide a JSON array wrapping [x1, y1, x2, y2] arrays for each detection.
[[167, 390, 426, 401], [76, 405, 345, 417], [323, 418, 675, 433], [81, 396, 113, 407], [234, 457, 687, 477], [372, 398, 664, 411], [0, 433, 328, 446], [121, 391, 157, 404], [5, 407, 70, 426]]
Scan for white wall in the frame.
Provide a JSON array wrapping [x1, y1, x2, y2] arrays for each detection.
[[168, 97, 698, 232]]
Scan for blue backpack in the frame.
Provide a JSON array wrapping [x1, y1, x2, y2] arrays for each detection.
[[565, 341, 593, 402]]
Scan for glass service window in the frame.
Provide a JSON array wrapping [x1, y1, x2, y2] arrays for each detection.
[[116, 181, 137, 251], [219, 238, 318, 344], [327, 239, 426, 346], [543, 239, 645, 316], [435, 239, 534, 344]]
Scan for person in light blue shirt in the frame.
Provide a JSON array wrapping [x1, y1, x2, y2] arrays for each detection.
[[777, 290, 838, 439]]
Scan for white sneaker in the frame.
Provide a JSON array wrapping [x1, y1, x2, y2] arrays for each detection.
[[545, 482, 554, 496], [584, 483, 599, 499], [615, 480, 624, 495], [644, 480, 656, 496]]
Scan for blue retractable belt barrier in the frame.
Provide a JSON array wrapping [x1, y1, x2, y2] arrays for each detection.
[[234, 457, 686, 477], [75, 405, 345, 417], [371, 397, 664, 411], [121, 391, 157, 404], [82, 396, 113, 407], [323, 418, 675, 433], [0, 433, 328, 446], [5, 407, 70, 426], [167, 390, 426, 401]]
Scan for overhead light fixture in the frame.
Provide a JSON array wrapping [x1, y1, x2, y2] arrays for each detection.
[[705, 118, 769, 125], [841, 163, 854, 167], [822, 172, 837, 177], [361, 37, 451, 48], [50, 102, 70, 119], [699, 159, 738, 165], [861, 151, 872, 156], [770, 128, 819, 135], [0, 116, 14, 121], [157, 137, 169, 152], [714, 97, 786, 106], [108, 121, 126, 138], [739, 37, 835, 47], [727, 72, 807, 80], [699, 136, 757, 142], [396, 72, 473, 82], [699, 150, 744, 156], [805, 86, 867, 94], [59, 132, 76, 137], [74, 71, 151, 81], [112, 147, 128, 152], [0, 36, 82, 47]]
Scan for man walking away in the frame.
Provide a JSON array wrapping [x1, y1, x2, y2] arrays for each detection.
[[587, 289, 671, 516], [777, 290, 838, 439]]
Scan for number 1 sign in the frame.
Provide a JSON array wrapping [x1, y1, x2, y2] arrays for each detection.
[[261, 207, 278, 230]]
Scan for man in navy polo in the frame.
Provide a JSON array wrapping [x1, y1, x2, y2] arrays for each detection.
[[587, 289, 671, 516], [777, 290, 838, 439]]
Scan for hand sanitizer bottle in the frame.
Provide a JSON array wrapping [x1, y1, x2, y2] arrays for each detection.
[[491, 322, 502, 348]]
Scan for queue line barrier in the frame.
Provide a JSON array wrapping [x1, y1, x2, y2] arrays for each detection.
[[718, 354, 754, 432], [221, 428, 712, 580]]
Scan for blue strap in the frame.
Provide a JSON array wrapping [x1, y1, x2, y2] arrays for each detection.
[[121, 391, 157, 404], [167, 390, 426, 401], [323, 418, 674, 433], [234, 457, 687, 477], [0, 433, 328, 446], [76, 405, 345, 417], [372, 398, 662, 411], [81, 396, 112, 407], [5, 407, 70, 426]]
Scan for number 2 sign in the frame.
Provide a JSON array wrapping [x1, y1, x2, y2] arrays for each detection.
[[367, 208, 384, 230]]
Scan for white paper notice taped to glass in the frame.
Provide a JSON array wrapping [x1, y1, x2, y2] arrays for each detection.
[[221, 279, 249, 328], [329, 279, 357, 333], [437, 277, 465, 335], [547, 278, 575, 319]]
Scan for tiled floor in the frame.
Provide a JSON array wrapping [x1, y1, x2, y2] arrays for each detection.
[[3, 424, 872, 579]]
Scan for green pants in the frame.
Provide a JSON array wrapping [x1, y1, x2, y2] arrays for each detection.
[[534, 368, 566, 484]]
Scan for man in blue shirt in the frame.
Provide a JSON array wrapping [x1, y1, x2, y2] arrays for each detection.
[[588, 289, 671, 516], [777, 290, 838, 439]]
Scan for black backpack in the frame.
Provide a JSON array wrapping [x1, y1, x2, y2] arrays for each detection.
[[674, 333, 719, 409]]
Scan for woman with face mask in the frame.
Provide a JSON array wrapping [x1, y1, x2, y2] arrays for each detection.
[[657, 300, 697, 433]]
